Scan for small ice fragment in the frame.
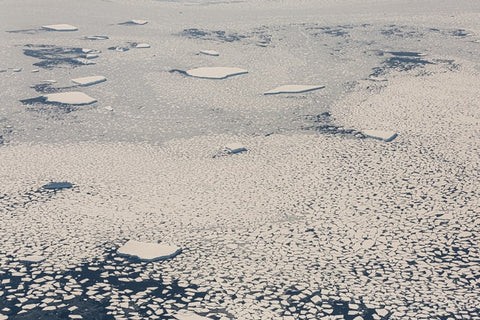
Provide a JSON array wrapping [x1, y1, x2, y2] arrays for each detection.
[[82, 48, 93, 53], [120, 20, 148, 25], [135, 43, 150, 48], [22, 255, 45, 263], [363, 130, 397, 142], [117, 240, 181, 262], [186, 67, 247, 79], [85, 35, 109, 40], [264, 85, 325, 95], [32, 69, 39, 73], [225, 143, 247, 154], [174, 311, 210, 320], [72, 76, 106, 86], [73, 58, 95, 65], [105, 106, 114, 111], [200, 50, 219, 56], [43, 92, 96, 105], [85, 54, 98, 59], [13, 68, 22, 72], [42, 24, 78, 31]]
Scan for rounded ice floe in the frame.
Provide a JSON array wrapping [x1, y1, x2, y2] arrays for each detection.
[[72, 76, 106, 86], [135, 43, 150, 48], [42, 181, 73, 189], [42, 24, 78, 31], [186, 67, 247, 79], [117, 240, 182, 262], [43, 92, 97, 105], [21, 255, 45, 263], [263, 85, 325, 95], [200, 50, 220, 56], [362, 130, 397, 142], [225, 143, 247, 154]]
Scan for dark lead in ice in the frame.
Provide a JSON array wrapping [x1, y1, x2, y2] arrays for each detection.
[[42, 182, 73, 190]]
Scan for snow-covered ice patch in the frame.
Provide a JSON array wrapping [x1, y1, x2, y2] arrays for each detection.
[[225, 143, 247, 154], [21, 255, 45, 263], [42, 24, 78, 31], [186, 67, 247, 79], [135, 43, 150, 48], [264, 85, 325, 95], [363, 130, 397, 142], [72, 76, 106, 86], [117, 240, 182, 262], [200, 50, 219, 56], [43, 92, 97, 105]]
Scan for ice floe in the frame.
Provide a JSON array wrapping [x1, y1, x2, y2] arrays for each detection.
[[174, 311, 210, 320], [117, 240, 182, 262], [362, 130, 398, 142], [135, 43, 150, 48], [120, 20, 148, 25], [264, 85, 325, 95], [225, 143, 247, 154], [200, 50, 219, 56], [42, 182, 73, 189], [21, 255, 45, 263], [42, 24, 78, 31], [73, 58, 96, 65], [85, 35, 109, 40], [43, 92, 97, 105], [185, 67, 247, 79], [72, 76, 106, 86]]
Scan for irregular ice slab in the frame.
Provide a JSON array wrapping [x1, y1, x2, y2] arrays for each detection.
[[174, 311, 210, 320], [117, 240, 181, 262], [135, 43, 150, 48], [85, 35, 109, 40], [225, 143, 247, 154], [363, 130, 397, 142], [186, 67, 247, 79], [200, 50, 219, 56], [121, 20, 148, 25], [44, 92, 97, 105], [73, 58, 95, 65], [43, 182, 73, 190], [72, 76, 106, 86], [22, 255, 45, 263], [264, 85, 325, 95], [42, 24, 78, 31]]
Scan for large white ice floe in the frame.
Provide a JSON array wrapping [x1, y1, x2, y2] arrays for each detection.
[[363, 130, 397, 142], [225, 143, 247, 154], [43, 92, 97, 105], [21, 255, 45, 263], [264, 85, 325, 95], [135, 43, 150, 48], [72, 76, 106, 86], [117, 240, 182, 261], [42, 24, 78, 31], [174, 311, 210, 320], [200, 50, 219, 56], [186, 67, 248, 79]]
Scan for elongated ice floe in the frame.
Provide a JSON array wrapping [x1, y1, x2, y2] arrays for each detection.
[[43, 182, 73, 190], [200, 50, 219, 56], [264, 85, 325, 95], [120, 20, 148, 25], [117, 240, 182, 262], [363, 130, 397, 142], [43, 92, 97, 105], [72, 76, 106, 86], [174, 311, 210, 320], [21, 255, 45, 263], [135, 43, 150, 48], [42, 24, 78, 31], [186, 67, 247, 79], [225, 143, 247, 154]]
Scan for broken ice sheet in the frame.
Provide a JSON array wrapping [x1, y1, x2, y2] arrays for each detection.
[[42, 24, 78, 31], [71, 76, 106, 86], [185, 67, 247, 79], [264, 85, 325, 95], [117, 240, 182, 261]]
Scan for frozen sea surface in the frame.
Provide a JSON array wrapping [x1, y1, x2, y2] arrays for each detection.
[[0, 0, 479, 319]]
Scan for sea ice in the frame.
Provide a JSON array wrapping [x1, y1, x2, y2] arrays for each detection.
[[22, 255, 45, 263], [72, 76, 106, 86], [73, 58, 96, 65], [200, 50, 220, 56], [42, 24, 78, 31], [362, 130, 397, 142], [43, 92, 97, 105], [85, 35, 109, 40], [225, 143, 247, 154], [174, 311, 210, 320], [85, 54, 99, 59], [186, 67, 248, 79], [42, 182, 73, 189], [121, 20, 148, 25], [135, 43, 151, 48], [117, 240, 182, 262], [264, 85, 325, 95]]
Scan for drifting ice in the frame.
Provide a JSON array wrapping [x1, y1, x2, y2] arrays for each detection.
[[117, 240, 182, 262], [42, 24, 78, 31], [72, 76, 106, 86], [43, 92, 97, 105], [200, 50, 220, 56], [186, 67, 248, 79]]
